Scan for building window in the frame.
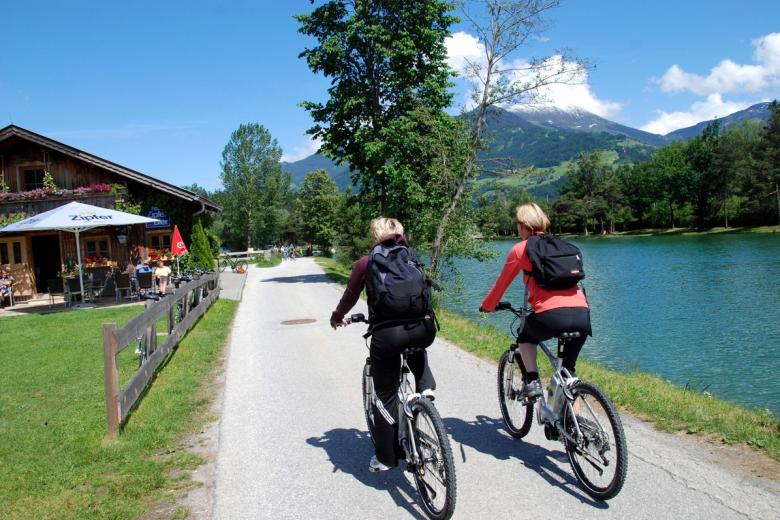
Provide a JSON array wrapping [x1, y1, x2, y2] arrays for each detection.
[[149, 233, 171, 250], [23, 168, 46, 190], [0, 239, 24, 264], [85, 237, 110, 258]]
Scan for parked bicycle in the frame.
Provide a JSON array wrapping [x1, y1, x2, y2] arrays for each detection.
[[493, 301, 627, 500], [219, 255, 249, 273], [347, 313, 457, 520]]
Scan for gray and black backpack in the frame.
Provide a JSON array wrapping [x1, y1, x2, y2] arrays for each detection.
[[365, 242, 433, 325]]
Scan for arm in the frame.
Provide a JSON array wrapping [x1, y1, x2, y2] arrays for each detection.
[[480, 243, 525, 312], [330, 256, 368, 327]]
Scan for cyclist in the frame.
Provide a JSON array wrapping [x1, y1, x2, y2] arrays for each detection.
[[330, 217, 437, 473], [479, 203, 591, 400]]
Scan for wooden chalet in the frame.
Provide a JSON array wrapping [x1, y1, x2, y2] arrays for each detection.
[[0, 125, 220, 301]]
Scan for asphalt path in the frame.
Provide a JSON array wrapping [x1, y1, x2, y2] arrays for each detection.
[[212, 258, 779, 519]]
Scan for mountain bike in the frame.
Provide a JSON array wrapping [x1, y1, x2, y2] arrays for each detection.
[[347, 313, 457, 520], [493, 301, 627, 500], [218, 255, 249, 273]]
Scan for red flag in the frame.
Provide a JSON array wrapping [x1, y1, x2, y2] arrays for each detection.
[[171, 225, 189, 256]]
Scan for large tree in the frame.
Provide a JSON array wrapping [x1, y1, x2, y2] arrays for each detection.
[[297, 0, 457, 215], [219, 123, 291, 249], [429, 0, 584, 272], [296, 169, 341, 248]]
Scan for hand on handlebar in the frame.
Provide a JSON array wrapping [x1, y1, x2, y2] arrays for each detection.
[[330, 319, 347, 330]]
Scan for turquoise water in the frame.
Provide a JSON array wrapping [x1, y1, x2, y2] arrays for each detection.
[[441, 234, 780, 416]]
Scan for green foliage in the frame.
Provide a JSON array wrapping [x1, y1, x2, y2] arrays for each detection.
[[189, 218, 215, 269], [297, 0, 457, 213], [42, 171, 57, 190], [219, 123, 292, 249], [539, 107, 780, 232], [296, 169, 340, 248]]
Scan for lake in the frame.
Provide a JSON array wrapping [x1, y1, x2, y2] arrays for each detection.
[[440, 233, 780, 416]]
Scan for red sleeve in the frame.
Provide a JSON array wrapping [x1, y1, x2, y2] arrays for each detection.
[[480, 242, 529, 311], [330, 256, 368, 323]]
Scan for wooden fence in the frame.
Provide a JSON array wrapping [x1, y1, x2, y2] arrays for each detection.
[[102, 273, 220, 437]]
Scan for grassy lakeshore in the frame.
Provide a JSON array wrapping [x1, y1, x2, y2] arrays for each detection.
[[314, 256, 780, 461], [0, 299, 238, 519]]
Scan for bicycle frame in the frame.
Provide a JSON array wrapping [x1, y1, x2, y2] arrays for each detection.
[[397, 356, 423, 467], [505, 304, 590, 445]]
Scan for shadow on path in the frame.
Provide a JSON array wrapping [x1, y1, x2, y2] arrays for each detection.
[[306, 428, 427, 519], [263, 274, 333, 284], [443, 414, 607, 509]]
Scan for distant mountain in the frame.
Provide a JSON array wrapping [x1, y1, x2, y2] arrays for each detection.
[[664, 102, 771, 141], [511, 106, 667, 146], [280, 101, 775, 195], [281, 153, 352, 191]]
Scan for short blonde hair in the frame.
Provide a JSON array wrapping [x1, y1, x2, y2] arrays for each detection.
[[516, 203, 550, 233], [369, 217, 404, 243]]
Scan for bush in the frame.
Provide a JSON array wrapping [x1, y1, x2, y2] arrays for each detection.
[[190, 218, 215, 269]]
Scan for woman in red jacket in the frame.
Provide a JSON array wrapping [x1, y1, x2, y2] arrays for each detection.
[[480, 203, 591, 399]]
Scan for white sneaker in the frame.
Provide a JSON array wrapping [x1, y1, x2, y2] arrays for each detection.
[[369, 455, 392, 473], [421, 389, 436, 401]]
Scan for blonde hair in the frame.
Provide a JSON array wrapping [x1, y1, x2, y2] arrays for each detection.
[[516, 203, 550, 233], [369, 217, 404, 243]]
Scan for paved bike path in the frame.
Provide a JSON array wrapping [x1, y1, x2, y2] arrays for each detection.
[[212, 258, 779, 519]]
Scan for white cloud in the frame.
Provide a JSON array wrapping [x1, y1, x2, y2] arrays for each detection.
[[640, 94, 751, 135], [445, 31, 484, 73], [656, 32, 780, 96], [507, 55, 623, 119], [282, 137, 321, 163], [445, 32, 623, 119]]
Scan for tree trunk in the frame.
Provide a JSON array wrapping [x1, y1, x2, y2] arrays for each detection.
[[429, 58, 495, 273]]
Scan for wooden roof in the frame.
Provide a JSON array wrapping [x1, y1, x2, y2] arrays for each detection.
[[0, 124, 221, 212]]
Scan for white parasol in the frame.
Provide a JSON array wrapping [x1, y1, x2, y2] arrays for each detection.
[[0, 201, 159, 305]]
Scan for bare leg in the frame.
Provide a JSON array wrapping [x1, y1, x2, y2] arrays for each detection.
[[518, 342, 538, 376]]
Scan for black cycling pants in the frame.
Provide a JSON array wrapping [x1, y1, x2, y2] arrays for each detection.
[[516, 307, 591, 377], [370, 318, 437, 466]]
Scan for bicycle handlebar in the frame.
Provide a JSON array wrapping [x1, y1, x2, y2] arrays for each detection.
[[345, 313, 367, 324], [480, 301, 529, 317]]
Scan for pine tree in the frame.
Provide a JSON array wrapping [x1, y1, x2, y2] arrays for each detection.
[[189, 218, 215, 270]]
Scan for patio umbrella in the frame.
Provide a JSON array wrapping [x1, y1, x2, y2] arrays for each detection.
[[0, 201, 159, 306], [170, 224, 189, 275]]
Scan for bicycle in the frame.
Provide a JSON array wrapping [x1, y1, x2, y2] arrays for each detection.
[[218, 255, 249, 273], [493, 301, 628, 500], [347, 313, 457, 520]]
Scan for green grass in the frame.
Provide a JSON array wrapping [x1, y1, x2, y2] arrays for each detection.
[[314, 256, 352, 285], [0, 299, 238, 519], [254, 255, 282, 268], [313, 256, 780, 461], [436, 309, 780, 461]]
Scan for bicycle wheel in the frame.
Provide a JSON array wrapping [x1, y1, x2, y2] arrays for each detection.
[[219, 258, 229, 272], [239, 261, 249, 271], [362, 361, 376, 445], [410, 397, 456, 520], [497, 350, 533, 438], [563, 381, 628, 500]]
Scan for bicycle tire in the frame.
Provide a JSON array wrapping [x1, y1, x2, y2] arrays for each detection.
[[362, 361, 376, 445], [219, 259, 229, 272], [239, 261, 249, 271], [563, 381, 628, 500], [497, 350, 534, 438], [410, 397, 457, 520]]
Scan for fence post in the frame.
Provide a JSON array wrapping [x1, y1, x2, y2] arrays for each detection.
[[103, 323, 121, 439]]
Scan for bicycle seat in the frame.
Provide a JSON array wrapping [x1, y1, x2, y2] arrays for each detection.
[[559, 331, 581, 340]]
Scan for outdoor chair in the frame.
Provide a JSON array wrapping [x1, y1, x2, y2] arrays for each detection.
[[0, 284, 13, 309], [137, 271, 154, 294], [47, 278, 64, 308], [89, 268, 111, 299], [64, 277, 83, 307], [115, 273, 138, 302]]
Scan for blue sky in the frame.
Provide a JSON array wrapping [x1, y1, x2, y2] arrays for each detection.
[[2, 0, 779, 190]]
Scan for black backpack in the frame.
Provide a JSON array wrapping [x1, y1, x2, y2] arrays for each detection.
[[366, 242, 433, 324], [524, 235, 585, 289]]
